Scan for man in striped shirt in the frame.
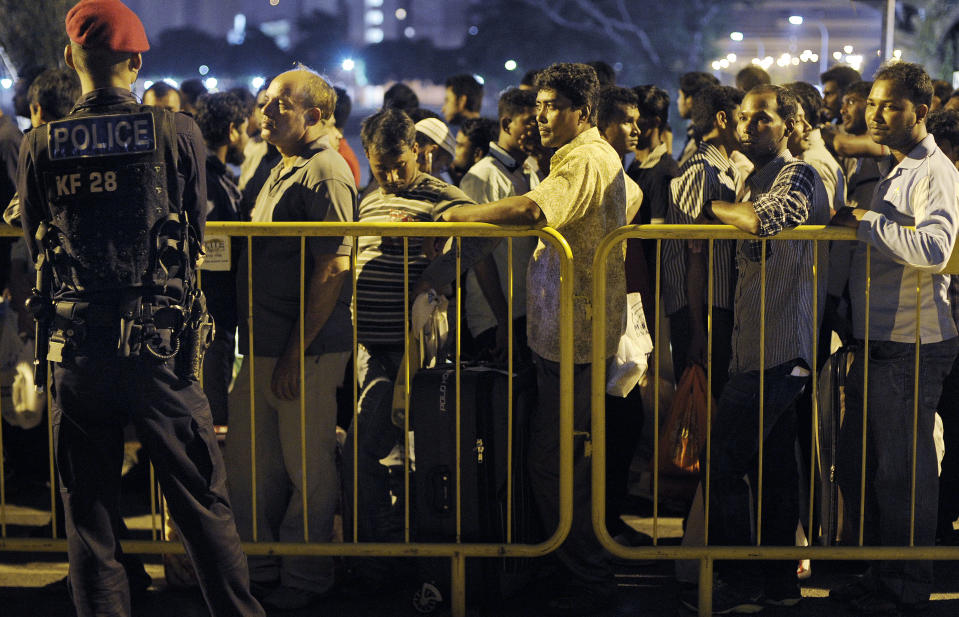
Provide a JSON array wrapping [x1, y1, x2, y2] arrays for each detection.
[[662, 85, 742, 400], [830, 63, 959, 615], [343, 109, 473, 587], [683, 85, 830, 614]]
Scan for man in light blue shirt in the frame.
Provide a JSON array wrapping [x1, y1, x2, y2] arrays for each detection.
[[831, 62, 959, 615]]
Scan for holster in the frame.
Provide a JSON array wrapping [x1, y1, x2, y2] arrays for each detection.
[[174, 289, 215, 381]]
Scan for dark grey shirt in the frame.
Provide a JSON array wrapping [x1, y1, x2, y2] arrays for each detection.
[[237, 137, 357, 357]]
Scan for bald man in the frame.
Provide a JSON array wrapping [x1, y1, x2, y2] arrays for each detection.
[[223, 70, 357, 611]]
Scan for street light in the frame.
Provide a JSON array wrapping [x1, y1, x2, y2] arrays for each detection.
[[787, 16, 828, 73], [730, 31, 744, 41]]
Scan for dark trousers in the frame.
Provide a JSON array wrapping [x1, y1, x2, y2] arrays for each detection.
[[837, 337, 958, 604], [529, 354, 613, 590], [705, 361, 808, 589], [53, 354, 263, 617], [202, 327, 236, 426], [201, 270, 237, 426], [668, 306, 733, 402], [605, 389, 643, 537], [935, 352, 959, 540], [342, 346, 404, 580]]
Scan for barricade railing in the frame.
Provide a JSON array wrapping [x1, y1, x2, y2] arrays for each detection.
[[0, 221, 573, 617], [591, 223, 959, 617]]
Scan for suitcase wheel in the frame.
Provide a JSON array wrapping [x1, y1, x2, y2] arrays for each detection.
[[412, 581, 445, 613]]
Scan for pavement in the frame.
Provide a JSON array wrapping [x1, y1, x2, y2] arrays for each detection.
[[2, 462, 959, 616]]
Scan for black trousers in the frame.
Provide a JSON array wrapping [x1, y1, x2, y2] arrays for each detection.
[[53, 353, 263, 617]]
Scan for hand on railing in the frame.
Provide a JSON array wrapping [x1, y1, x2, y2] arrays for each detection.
[[830, 207, 868, 229]]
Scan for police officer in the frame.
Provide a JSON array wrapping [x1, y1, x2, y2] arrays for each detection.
[[16, 2, 264, 616]]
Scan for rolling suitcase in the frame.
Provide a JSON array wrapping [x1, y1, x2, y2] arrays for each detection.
[[816, 345, 855, 545], [408, 363, 538, 613]]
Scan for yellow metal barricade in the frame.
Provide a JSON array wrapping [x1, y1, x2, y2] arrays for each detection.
[[591, 223, 959, 617], [0, 221, 574, 617]]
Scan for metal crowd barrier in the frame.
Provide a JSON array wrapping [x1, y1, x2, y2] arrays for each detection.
[[591, 223, 959, 617], [0, 221, 573, 617]]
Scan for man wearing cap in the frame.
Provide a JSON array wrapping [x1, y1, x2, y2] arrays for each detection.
[[16, 2, 264, 616], [414, 116, 456, 180]]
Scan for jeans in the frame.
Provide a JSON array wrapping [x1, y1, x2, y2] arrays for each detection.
[[837, 337, 959, 604], [705, 360, 809, 588]]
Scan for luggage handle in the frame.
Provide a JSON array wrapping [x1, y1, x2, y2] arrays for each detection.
[[430, 466, 453, 514]]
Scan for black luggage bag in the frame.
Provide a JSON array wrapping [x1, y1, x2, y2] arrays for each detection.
[[816, 345, 856, 546], [408, 363, 538, 613]]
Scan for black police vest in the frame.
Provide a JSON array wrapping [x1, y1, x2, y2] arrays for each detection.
[[34, 103, 185, 297]]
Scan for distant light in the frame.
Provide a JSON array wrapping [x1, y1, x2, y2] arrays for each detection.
[[342, 58, 355, 71], [712, 61, 722, 71], [802, 49, 813, 56], [811, 54, 819, 62], [269, 0, 279, 5], [198, 65, 209, 75], [893, 49, 902, 58], [751, 58, 761, 65], [365, 9, 384, 25], [250, 76, 265, 89], [789, 15, 804, 25], [504, 59, 517, 71], [719, 59, 730, 69], [843, 45, 854, 54], [404, 26, 415, 38], [730, 31, 744, 42], [204, 77, 218, 90], [365, 27, 384, 44], [726, 53, 737, 62], [473, 74, 485, 85], [791, 57, 800, 65], [613, 62, 623, 71], [163, 77, 179, 88], [395, 8, 407, 20], [367, 0, 383, 6], [833, 51, 843, 60], [143, 80, 154, 89], [468, 25, 479, 36], [847, 54, 864, 71], [1, 78, 13, 89]]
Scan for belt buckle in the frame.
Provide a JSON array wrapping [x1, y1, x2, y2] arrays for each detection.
[[47, 330, 67, 363]]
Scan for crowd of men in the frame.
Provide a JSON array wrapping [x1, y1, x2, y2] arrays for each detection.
[[2, 2, 959, 616]]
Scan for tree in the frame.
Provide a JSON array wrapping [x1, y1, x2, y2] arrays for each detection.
[[512, 0, 748, 87], [290, 8, 352, 73], [144, 27, 226, 78], [0, 0, 73, 75], [907, 0, 959, 80]]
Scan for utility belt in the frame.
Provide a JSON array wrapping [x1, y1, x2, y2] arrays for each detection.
[[45, 291, 215, 381]]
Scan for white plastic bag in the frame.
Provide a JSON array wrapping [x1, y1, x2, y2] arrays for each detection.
[[606, 292, 653, 397], [1, 305, 45, 430], [411, 289, 450, 369]]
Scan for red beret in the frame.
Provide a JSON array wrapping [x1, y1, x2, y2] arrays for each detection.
[[66, 0, 150, 53]]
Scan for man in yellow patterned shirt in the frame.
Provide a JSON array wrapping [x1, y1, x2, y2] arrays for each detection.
[[438, 62, 638, 616]]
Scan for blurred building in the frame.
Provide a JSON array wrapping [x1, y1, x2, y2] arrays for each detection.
[[125, 0, 476, 52]]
